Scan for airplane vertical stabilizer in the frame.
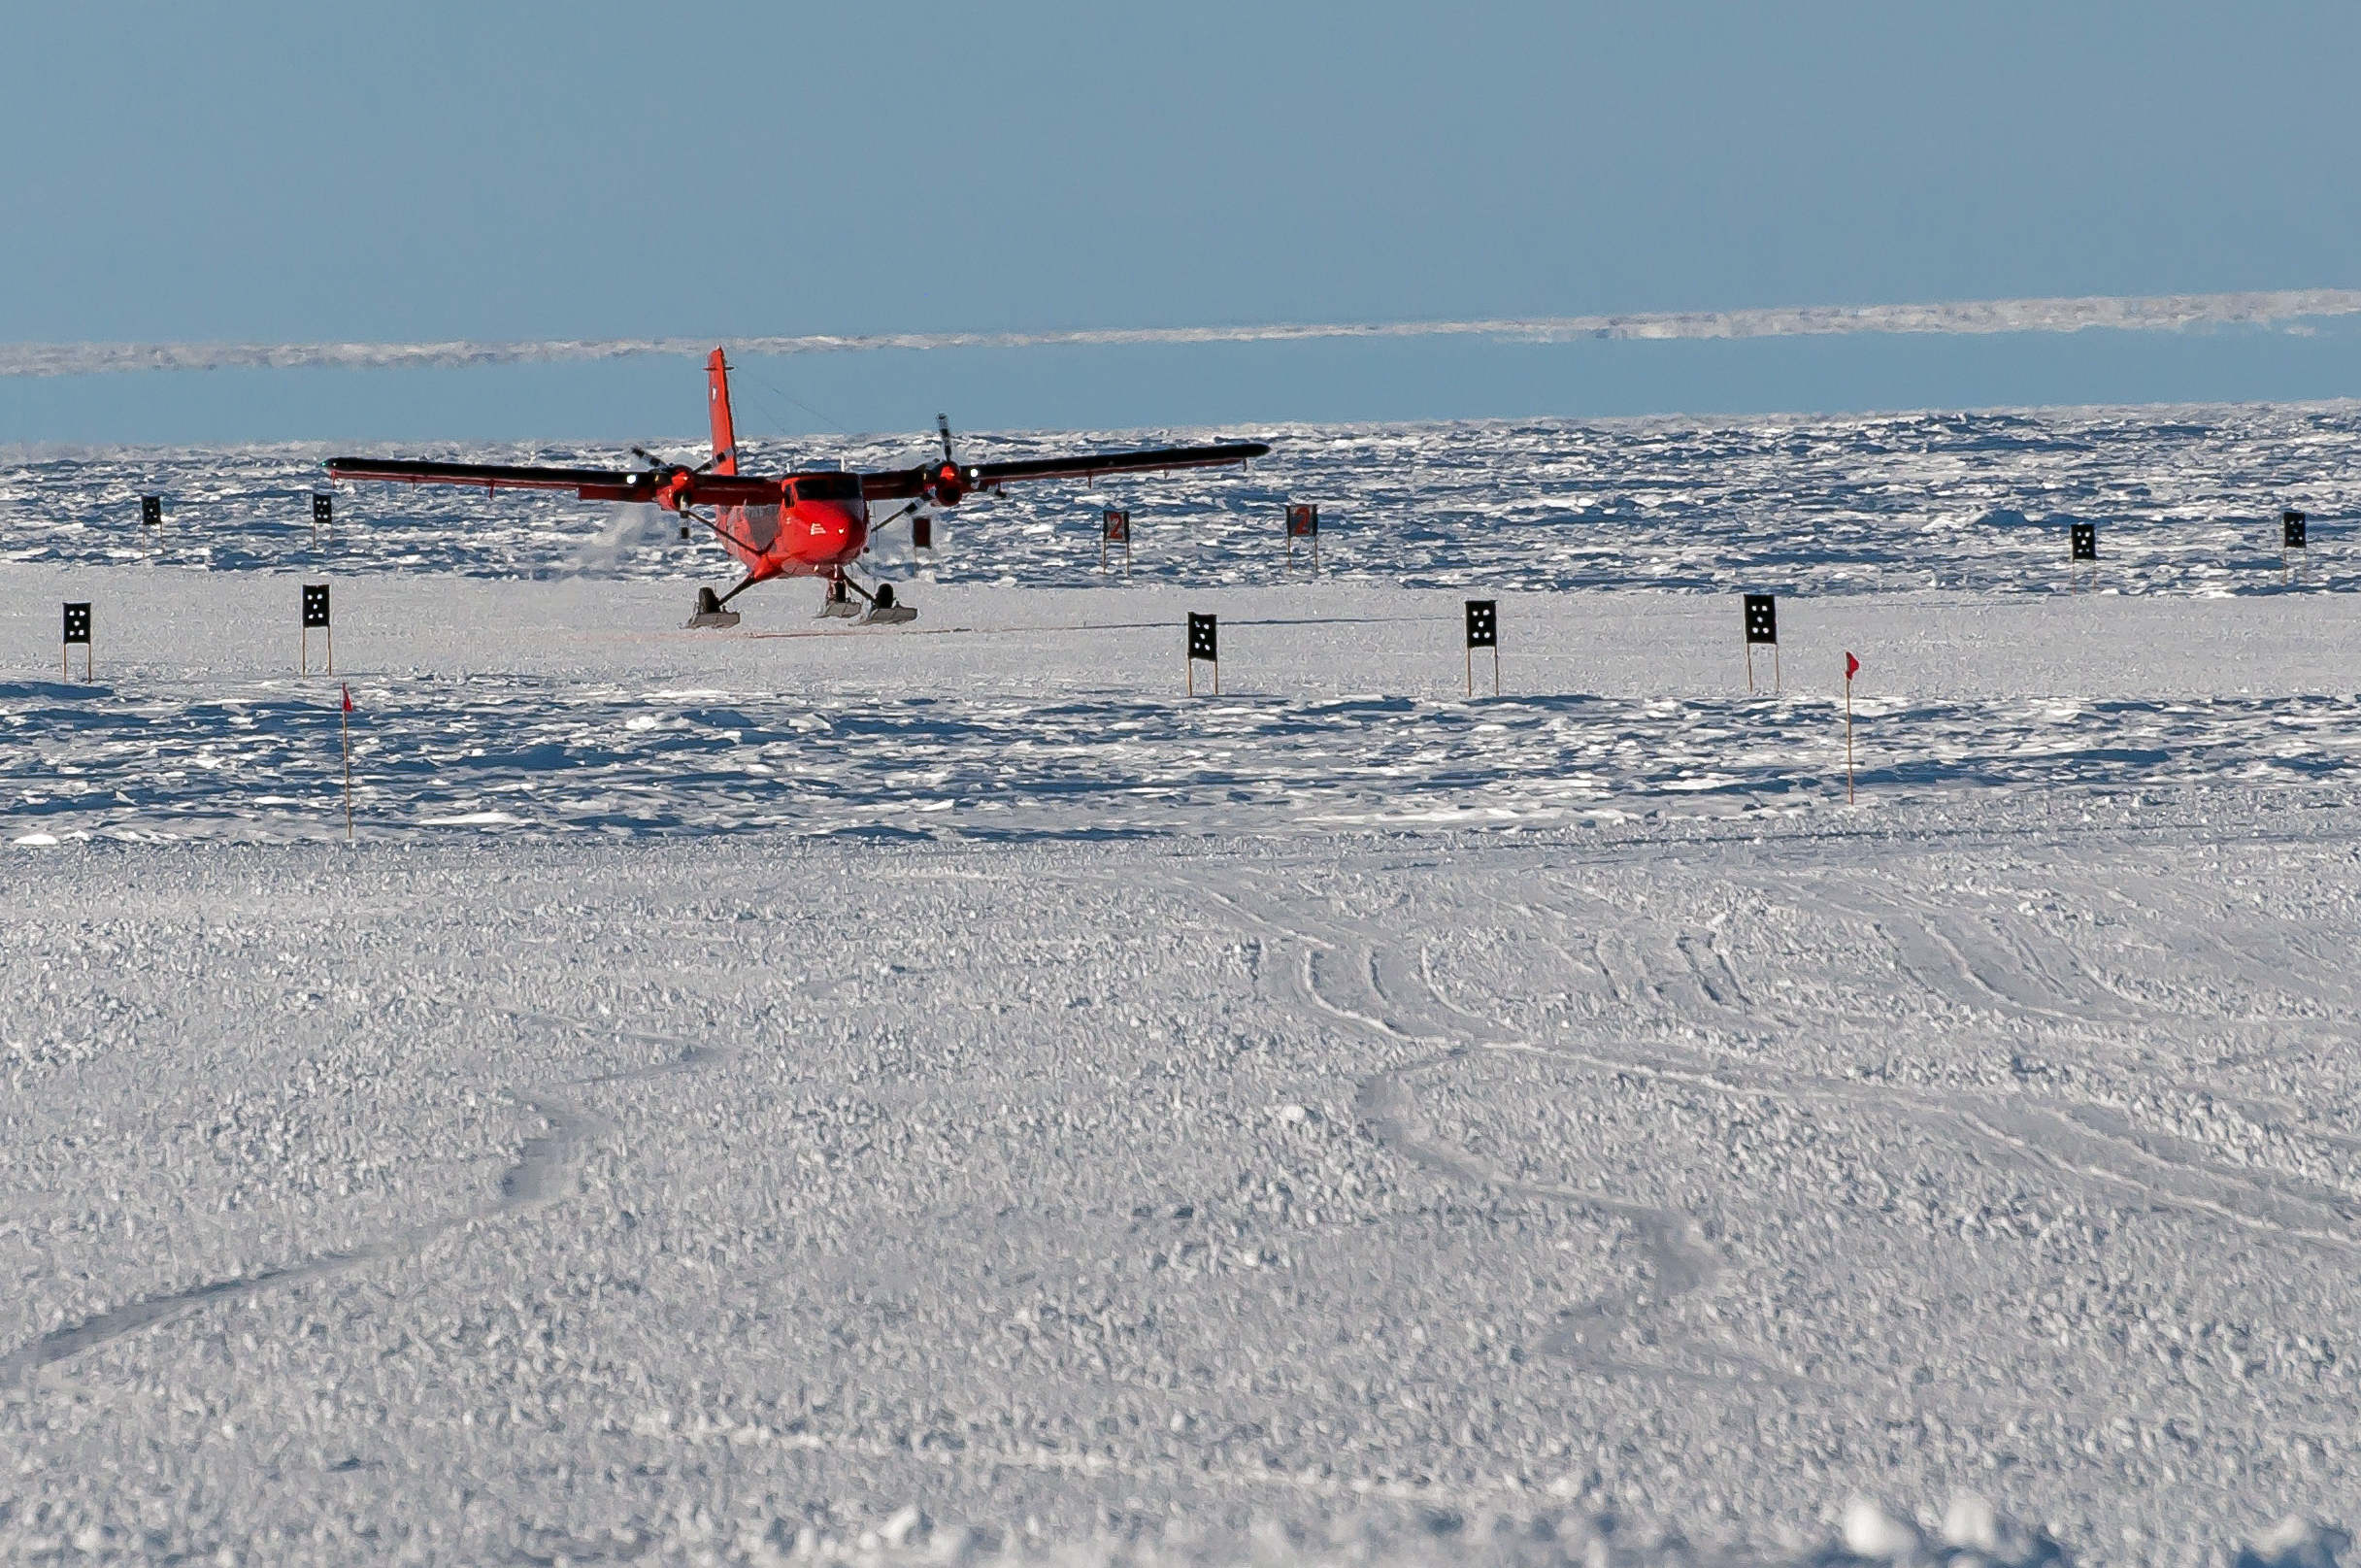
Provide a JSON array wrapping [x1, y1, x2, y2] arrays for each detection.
[[706, 348, 739, 475]]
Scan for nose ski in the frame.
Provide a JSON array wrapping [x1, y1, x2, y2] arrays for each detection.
[[817, 575, 861, 619], [814, 571, 917, 626]]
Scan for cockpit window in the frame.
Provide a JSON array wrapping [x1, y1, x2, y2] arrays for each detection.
[[792, 473, 862, 502]]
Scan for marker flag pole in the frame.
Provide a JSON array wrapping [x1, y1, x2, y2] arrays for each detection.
[[340, 683, 355, 842], [1844, 651, 1859, 804]]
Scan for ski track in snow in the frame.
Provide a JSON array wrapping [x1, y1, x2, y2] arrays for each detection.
[[1177, 865, 2361, 1397], [1158, 873, 1752, 1390], [0, 1015, 723, 1388]]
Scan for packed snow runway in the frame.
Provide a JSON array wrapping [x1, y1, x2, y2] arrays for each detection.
[[3, 575, 2357, 847], [5, 407, 2361, 1566]]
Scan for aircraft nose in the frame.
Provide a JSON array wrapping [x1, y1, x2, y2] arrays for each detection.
[[799, 501, 860, 555]]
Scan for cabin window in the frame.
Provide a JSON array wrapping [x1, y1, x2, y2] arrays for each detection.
[[792, 473, 862, 502]]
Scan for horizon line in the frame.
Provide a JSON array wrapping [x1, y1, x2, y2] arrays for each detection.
[[5, 287, 2359, 380]]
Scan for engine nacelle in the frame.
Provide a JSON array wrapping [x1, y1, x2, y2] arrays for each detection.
[[654, 466, 697, 512]]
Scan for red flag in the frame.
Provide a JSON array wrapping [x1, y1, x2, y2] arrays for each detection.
[[341, 683, 354, 713], [1845, 651, 1860, 681]]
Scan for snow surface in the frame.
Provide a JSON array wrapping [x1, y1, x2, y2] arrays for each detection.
[[8, 404, 2358, 596], [4, 409, 2360, 1566]]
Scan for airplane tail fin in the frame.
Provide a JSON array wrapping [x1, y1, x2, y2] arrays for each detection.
[[706, 348, 739, 476]]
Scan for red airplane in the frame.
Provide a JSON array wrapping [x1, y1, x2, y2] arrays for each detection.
[[327, 349, 1271, 627]]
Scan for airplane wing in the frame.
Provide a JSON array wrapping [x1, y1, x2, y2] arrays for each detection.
[[857, 440, 1272, 501], [324, 456, 782, 507], [330, 436, 1271, 506]]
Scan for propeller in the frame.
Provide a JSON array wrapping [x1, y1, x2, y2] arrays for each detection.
[[631, 444, 724, 475], [626, 445, 723, 520], [629, 445, 727, 492], [926, 414, 984, 507]]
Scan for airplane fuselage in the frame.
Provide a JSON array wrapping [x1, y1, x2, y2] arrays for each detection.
[[712, 475, 870, 589]]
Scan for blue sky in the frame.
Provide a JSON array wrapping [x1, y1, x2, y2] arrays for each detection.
[[7, 2, 2360, 442]]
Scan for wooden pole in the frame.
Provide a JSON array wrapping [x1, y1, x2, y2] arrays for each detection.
[[341, 698, 353, 843]]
